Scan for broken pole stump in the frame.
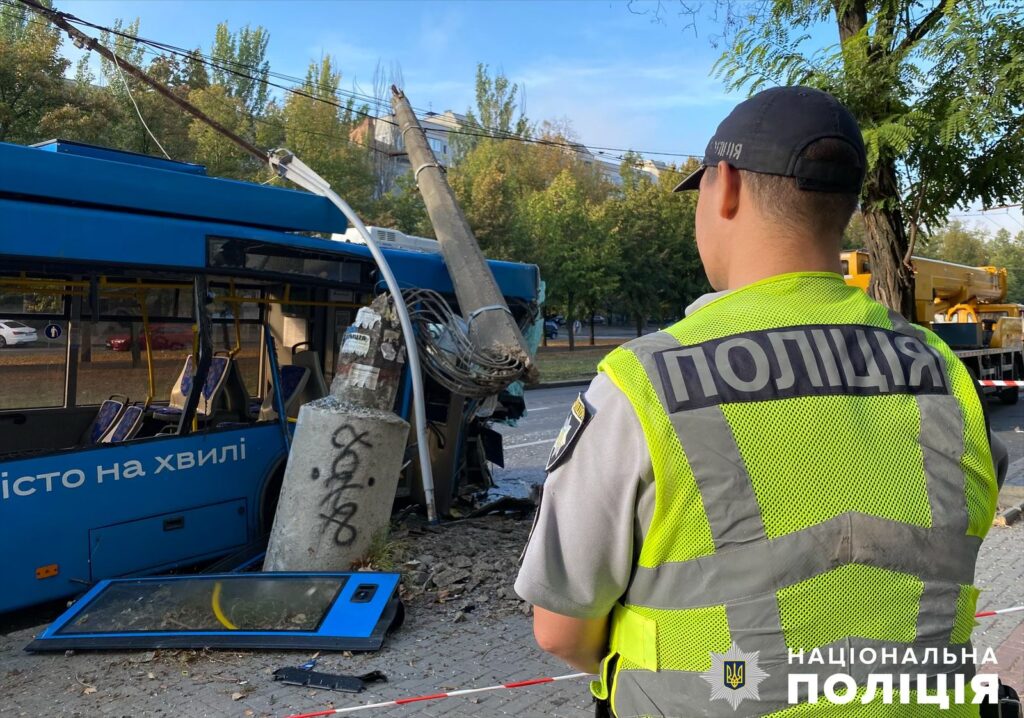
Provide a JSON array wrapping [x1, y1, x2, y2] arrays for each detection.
[[264, 296, 410, 571]]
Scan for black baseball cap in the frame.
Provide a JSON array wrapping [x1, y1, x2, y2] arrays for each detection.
[[674, 86, 866, 193]]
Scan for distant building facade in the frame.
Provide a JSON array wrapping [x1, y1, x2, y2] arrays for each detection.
[[351, 109, 669, 194]]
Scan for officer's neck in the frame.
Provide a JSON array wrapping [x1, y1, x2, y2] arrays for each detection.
[[720, 230, 843, 291]]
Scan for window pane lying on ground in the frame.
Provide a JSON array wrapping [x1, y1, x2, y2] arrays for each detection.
[[57, 576, 344, 634], [26, 573, 404, 652]]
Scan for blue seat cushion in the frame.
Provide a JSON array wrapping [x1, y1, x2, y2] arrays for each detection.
[[152, 406, 182, 416], [91, 400, 124, 443], [280, 365, 307, 401], [180, 355, 195, 397], [107, 405, 144, 443]]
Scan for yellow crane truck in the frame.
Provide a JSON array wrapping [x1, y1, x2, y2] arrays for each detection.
[[842, 250, 1024, 404]]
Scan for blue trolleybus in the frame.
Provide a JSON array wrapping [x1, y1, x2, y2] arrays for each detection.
[[0, 140, 540, 614]]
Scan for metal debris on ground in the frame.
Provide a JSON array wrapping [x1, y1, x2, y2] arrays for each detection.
[[273, 666, 387, 693]]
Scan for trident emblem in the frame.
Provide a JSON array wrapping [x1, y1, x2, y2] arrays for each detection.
[[724, 660, 745, 690]]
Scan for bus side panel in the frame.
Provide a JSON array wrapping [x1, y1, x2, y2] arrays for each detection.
[[0, 424, 284, 613]]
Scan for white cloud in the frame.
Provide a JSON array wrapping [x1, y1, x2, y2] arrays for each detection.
[[505, 55, 738, 155]]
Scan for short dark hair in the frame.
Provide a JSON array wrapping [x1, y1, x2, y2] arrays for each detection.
[[708, 138, 861, 239]]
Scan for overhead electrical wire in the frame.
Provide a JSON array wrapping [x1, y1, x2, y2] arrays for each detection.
[[1, 0, 702, 165], [110, 49, 172, 159]]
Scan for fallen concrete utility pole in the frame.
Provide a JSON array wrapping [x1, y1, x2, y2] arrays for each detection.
[[391, 87, 537, 383], [265, 295, 410, 571]]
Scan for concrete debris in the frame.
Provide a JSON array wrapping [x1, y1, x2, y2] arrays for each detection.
[[392, 513, 535, 621]]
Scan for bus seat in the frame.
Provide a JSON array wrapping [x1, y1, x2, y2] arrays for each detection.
[[83, 396, 127, 445], [152, 355, 194, 420], [218, 359, 252, 423], [153, 356, 229, 422], [100, 405, 144, 444], [256, 365, 310, 422], [292, 350, 329, 403]]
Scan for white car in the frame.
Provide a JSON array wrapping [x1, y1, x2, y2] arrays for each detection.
[[0, 320, 38, 347]]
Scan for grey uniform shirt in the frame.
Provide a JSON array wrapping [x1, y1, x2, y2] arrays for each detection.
[[514, 292, 1009, 619], [514, 293, 724, 618]]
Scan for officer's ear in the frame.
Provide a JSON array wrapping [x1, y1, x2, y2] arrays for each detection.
[[714, 160, 741, 220]]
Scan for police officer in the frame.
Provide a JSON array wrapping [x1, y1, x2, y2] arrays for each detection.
[[515, 86, 1008, 717]]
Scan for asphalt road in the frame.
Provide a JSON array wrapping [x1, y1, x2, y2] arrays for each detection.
[[491, 384, 1024, 498]]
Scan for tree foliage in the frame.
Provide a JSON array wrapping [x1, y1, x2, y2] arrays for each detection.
[[714, 0, 1024, 316], [210, 22, 270, 117], [0, 4, 713, 343], [523, 170, 618, 348], [0, 0, 68, 142], [601, 157, 708, 334], [282, 56, 375, 214], [451, 63, 530, 160]]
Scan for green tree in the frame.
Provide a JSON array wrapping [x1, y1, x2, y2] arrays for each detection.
[[603, 159, 708, 335], [451, 63, 530, 160], [183, 48, 210, 90], [919, 220, 990, 267], [188, 84, 254, 178], [94, 20, 196, 159], [843, 212, 868, 250], [988, 228, 1024, 304], [715, 1, 1024, 317], [448, 137, 538, 260], [0, 0, 68, 142], [210, 22, 270, 117], [532, 119, 612, 204], [282, 56, 376, 214], [370, 171, 433, 237], [524, 170, 617, 350]]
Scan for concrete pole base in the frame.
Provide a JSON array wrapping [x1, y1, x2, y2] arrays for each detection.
[[264, 396, 410, 572]]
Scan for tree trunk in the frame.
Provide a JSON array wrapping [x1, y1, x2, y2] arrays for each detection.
[[589, 313, 596, 346], [80, 322, 92, 364], [130, 322, 141, 369], [832, 2, 914, 317], [861, 160, 916, 319], [635, 312, 644, 338]]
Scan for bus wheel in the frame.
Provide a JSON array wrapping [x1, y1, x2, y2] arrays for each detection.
[[999, 386, 1019, 405]]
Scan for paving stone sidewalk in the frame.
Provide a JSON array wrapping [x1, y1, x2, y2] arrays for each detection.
[[1, 522, 1020, 718]]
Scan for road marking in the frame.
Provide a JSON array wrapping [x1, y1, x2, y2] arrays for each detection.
[[527, 406, 555, 412], [506, 438, 555, 450]]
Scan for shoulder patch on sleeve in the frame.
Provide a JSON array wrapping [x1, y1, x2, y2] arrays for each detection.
[[546, 393, 591, 472]]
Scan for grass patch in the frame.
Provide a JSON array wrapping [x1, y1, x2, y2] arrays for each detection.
[[353, 525, 408, 571], [533, 345, 613, 383]]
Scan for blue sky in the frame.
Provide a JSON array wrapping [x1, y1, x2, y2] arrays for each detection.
[[60, 0, 745, 163]]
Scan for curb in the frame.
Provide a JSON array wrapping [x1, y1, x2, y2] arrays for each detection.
[[528, 377, 596, 391], [998, 500, 1024, 526]]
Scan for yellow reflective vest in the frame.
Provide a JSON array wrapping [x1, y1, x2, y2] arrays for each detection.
[[593, 272, 998, 717]]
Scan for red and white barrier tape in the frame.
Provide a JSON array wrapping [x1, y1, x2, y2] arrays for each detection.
[[975, 605, 1024, 618], [977, 380, 1024, 387], [286, 672, 591, 718], [285, 606, 1023, 717]]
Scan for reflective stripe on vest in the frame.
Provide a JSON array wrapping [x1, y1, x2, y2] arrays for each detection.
[[593, 274, 997, 717]]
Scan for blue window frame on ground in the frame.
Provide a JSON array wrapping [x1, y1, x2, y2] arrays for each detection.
[[26, 572, 402, 652]]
